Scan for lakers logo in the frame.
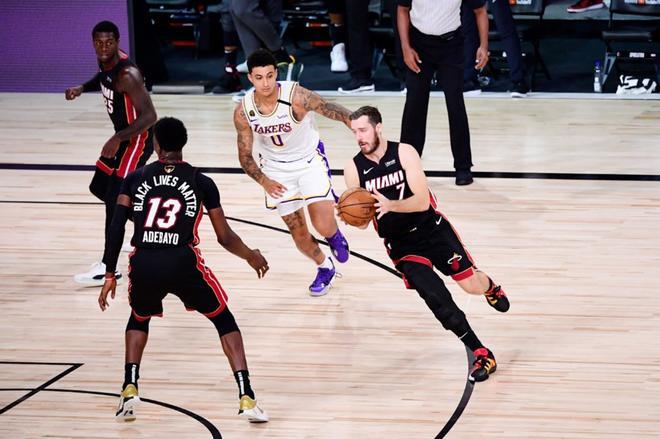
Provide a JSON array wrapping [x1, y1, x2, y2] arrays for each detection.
[[164, 165, 175, 174], [447, 253, 462, 272]]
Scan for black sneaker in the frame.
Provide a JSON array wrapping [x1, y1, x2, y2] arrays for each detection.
[[463, 79, 482, 96], [212, 69, 242, 94], [511, 81, 529, 98], [338, 78, 375, 94], [470, 348, 497, 382], [485, 284, 510, 312], [455, 169, 473, 186]]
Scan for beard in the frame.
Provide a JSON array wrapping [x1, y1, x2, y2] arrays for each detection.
[[360, 135, 380, 155]]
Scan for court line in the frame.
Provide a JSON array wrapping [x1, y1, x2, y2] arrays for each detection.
[[1, 162, 659, 181], [0, 363, 82, 415], [0, 199, 473, 437], [0, 388, 222, 438]]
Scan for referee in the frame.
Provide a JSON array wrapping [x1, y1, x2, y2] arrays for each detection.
[[397, 0, 489, 186]]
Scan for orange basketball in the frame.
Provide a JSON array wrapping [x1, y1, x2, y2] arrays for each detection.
[[338, 187, 376, 227]]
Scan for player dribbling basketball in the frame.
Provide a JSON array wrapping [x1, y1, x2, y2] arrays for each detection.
[[343, 106, 510, 382]]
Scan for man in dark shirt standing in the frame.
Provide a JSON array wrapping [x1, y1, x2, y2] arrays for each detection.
[[66, 21, 157, 285], [99, 117, 269, 424], [397, 0, 489, 185]]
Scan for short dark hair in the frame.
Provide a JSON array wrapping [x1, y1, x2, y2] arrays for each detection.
[[349, 106, 382, 126], [92, 21, 120, 40], [154, 117, 188, 152], [247, 48, 277, 73]]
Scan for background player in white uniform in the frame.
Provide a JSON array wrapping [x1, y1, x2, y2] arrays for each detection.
[[234, 49, 352, 296]]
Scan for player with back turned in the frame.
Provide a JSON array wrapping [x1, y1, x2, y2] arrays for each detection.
[[98, 117, 269, 423], [66, 20, 156, 285], [342, 106, 510, 382]]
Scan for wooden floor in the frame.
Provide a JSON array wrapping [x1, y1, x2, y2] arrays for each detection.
[[1, 93, 660, 438]]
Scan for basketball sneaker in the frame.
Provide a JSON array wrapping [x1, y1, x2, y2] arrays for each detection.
[[484, 284, 510, 313], [330, 43, 348, 72], [469, 348, 497, 382], [326, 229, 349, 263], [309, 261, 336, 296], [338, 78, 375, 94], [238, 395, 269, 423], [567, 0, 604, 13], [74, 262, 122, 286], [115, 384, 139, 422]]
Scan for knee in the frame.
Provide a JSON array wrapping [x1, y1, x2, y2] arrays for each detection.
[[208, 308, 240, 337], [126, 313, 150, 333], [434, 307, 468, 333]]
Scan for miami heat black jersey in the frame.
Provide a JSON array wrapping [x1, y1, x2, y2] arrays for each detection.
[[120, 161, 221, 249], [353, 141, 435, 239], [97, 52, 150, 135]]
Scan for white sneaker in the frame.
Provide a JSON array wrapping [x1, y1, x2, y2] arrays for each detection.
[[238, 395, 269, 423], [236, 61, 248, 73], [121, 242, 133, 253], [330, 43, 348, 73], [73, 261, 122, 286], [115, 384, 139, 422]]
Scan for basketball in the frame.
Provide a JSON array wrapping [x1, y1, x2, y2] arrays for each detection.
[[337, 187, 376, 227]]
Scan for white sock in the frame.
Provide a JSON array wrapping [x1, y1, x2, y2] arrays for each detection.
[[318, 256, 334, 269]]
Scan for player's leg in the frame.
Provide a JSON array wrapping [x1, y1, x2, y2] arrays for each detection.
[[116, 313, 149, 422], [115, 250, 165, 421], [434, 215, 510, 313], [75, 156, 123, 285], [178, 245, 267, 422], [398, 260, 497, 382], [301, 151, 350, 263], [281, 207, 336, 296], [307, 200, 350, 263], [207, 309, 268, 423]]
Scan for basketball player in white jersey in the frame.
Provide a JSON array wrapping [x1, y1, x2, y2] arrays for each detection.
[[234, 49, 352, 296]]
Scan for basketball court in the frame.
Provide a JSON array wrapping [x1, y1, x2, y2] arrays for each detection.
[[1, 92, 660, 438]]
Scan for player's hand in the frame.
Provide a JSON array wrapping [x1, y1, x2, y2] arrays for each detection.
[[402, 45, 422, 74], [475, 46, 489, 70], [101, 134, 122, 158], [247, 249, 269, 278], [261, 177, 287, 199], [372, 189, 392, 220], [65, 86, 83, 100], [98, 276, 117, 311]]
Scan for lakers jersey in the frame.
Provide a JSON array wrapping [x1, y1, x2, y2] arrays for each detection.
[[242, 81, 320, 162]]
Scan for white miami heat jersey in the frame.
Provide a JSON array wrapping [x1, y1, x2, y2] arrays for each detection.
[[242, 81, 320, 162]]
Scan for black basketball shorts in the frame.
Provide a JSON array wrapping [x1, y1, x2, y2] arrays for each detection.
[[127, 244, 228, 321], [386, 212, 477, 288]]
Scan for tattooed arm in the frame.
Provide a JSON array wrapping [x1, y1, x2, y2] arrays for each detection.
[[233, 104, 287, 198], [292, 85, 352, 128]]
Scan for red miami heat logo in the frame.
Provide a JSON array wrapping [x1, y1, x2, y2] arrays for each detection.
[[448, 253, 462, 272]]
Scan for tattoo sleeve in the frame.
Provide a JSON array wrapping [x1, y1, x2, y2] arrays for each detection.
[[296, 86, 351, 127], [234, 105, 265, 184]]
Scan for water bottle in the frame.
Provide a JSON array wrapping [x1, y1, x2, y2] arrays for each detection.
[[593, 61, 602, 93]]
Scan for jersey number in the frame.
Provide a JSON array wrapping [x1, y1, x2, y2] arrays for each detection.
[[270, 134, 284, 147], [395, 183, 405, 200], [103, 96, 114, 114], [144, 197, 182, 229]]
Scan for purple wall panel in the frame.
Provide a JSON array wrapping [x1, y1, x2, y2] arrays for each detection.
[[0, 1, 130, 92]]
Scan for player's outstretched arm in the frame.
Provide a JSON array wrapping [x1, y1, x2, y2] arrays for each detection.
[[208, 207, 269, 278], [293, 85, 352, 128], [65, 74, 101, 100]]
